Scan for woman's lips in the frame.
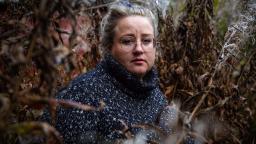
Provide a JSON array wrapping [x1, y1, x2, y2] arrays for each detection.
[[131, 59, 145, 65]]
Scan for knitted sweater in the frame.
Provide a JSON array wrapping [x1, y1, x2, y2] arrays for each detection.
[[42, 54, 168, 143]]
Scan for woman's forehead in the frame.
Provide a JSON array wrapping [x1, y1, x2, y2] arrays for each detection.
[[114, 16, 154, 37]]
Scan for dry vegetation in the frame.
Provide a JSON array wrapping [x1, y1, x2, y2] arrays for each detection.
[[0, 0, 255, 143]]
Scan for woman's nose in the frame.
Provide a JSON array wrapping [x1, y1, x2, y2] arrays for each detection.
[[132, 41, 144, 55]]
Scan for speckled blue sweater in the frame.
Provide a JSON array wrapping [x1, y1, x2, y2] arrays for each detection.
[[42, 54, 168, 143]]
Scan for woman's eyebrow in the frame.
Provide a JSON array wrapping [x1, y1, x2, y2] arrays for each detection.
[[120, 34, 153, 37], [120, 34, 135, 37], [141, 34, 154, 37]]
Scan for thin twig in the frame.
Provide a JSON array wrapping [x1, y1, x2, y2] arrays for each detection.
[[175, 130, 186, 144], [187, 91, 208, 123], [198, 97, 230, 114]]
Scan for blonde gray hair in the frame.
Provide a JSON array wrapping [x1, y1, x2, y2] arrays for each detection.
[[100, 0, 158, 55]]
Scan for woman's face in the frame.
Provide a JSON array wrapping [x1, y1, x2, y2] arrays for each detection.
[[111, 16, 156, 77]]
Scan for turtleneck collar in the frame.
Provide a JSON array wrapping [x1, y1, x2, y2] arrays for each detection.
[[99, 54, 159, 99]]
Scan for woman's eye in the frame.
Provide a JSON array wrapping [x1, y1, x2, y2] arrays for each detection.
[[142, 39, 153, 45], [120, 38, 135, 46]]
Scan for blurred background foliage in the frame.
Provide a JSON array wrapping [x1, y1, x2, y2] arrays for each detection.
[[0, 0, 255, 143]]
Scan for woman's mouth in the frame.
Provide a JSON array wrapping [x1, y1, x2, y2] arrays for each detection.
[[131, 59, 145, 65]]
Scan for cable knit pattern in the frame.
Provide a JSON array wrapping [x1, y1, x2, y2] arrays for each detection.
[[41, 54, 167, 144]]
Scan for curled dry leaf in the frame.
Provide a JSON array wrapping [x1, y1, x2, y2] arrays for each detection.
[[164, 85, 174, 97], [197, 72, 212, 88], [175, 66, 184, 75]]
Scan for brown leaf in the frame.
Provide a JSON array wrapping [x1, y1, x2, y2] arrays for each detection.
[[197, 72, 211, 88], [165, 85, 175, 97], [175, 66, 184, 75], [178, 90, 194, 97]]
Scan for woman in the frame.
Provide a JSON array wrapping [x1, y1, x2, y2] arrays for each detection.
[[42, 1, 168, 143]]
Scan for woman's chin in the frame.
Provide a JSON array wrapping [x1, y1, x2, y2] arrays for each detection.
[[128, 68, 148, 77]]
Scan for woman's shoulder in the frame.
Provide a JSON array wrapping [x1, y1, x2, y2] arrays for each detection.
[[151, 87, 168, 105], [56, 65, 109, 102], [70, 64, 106, 86]]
